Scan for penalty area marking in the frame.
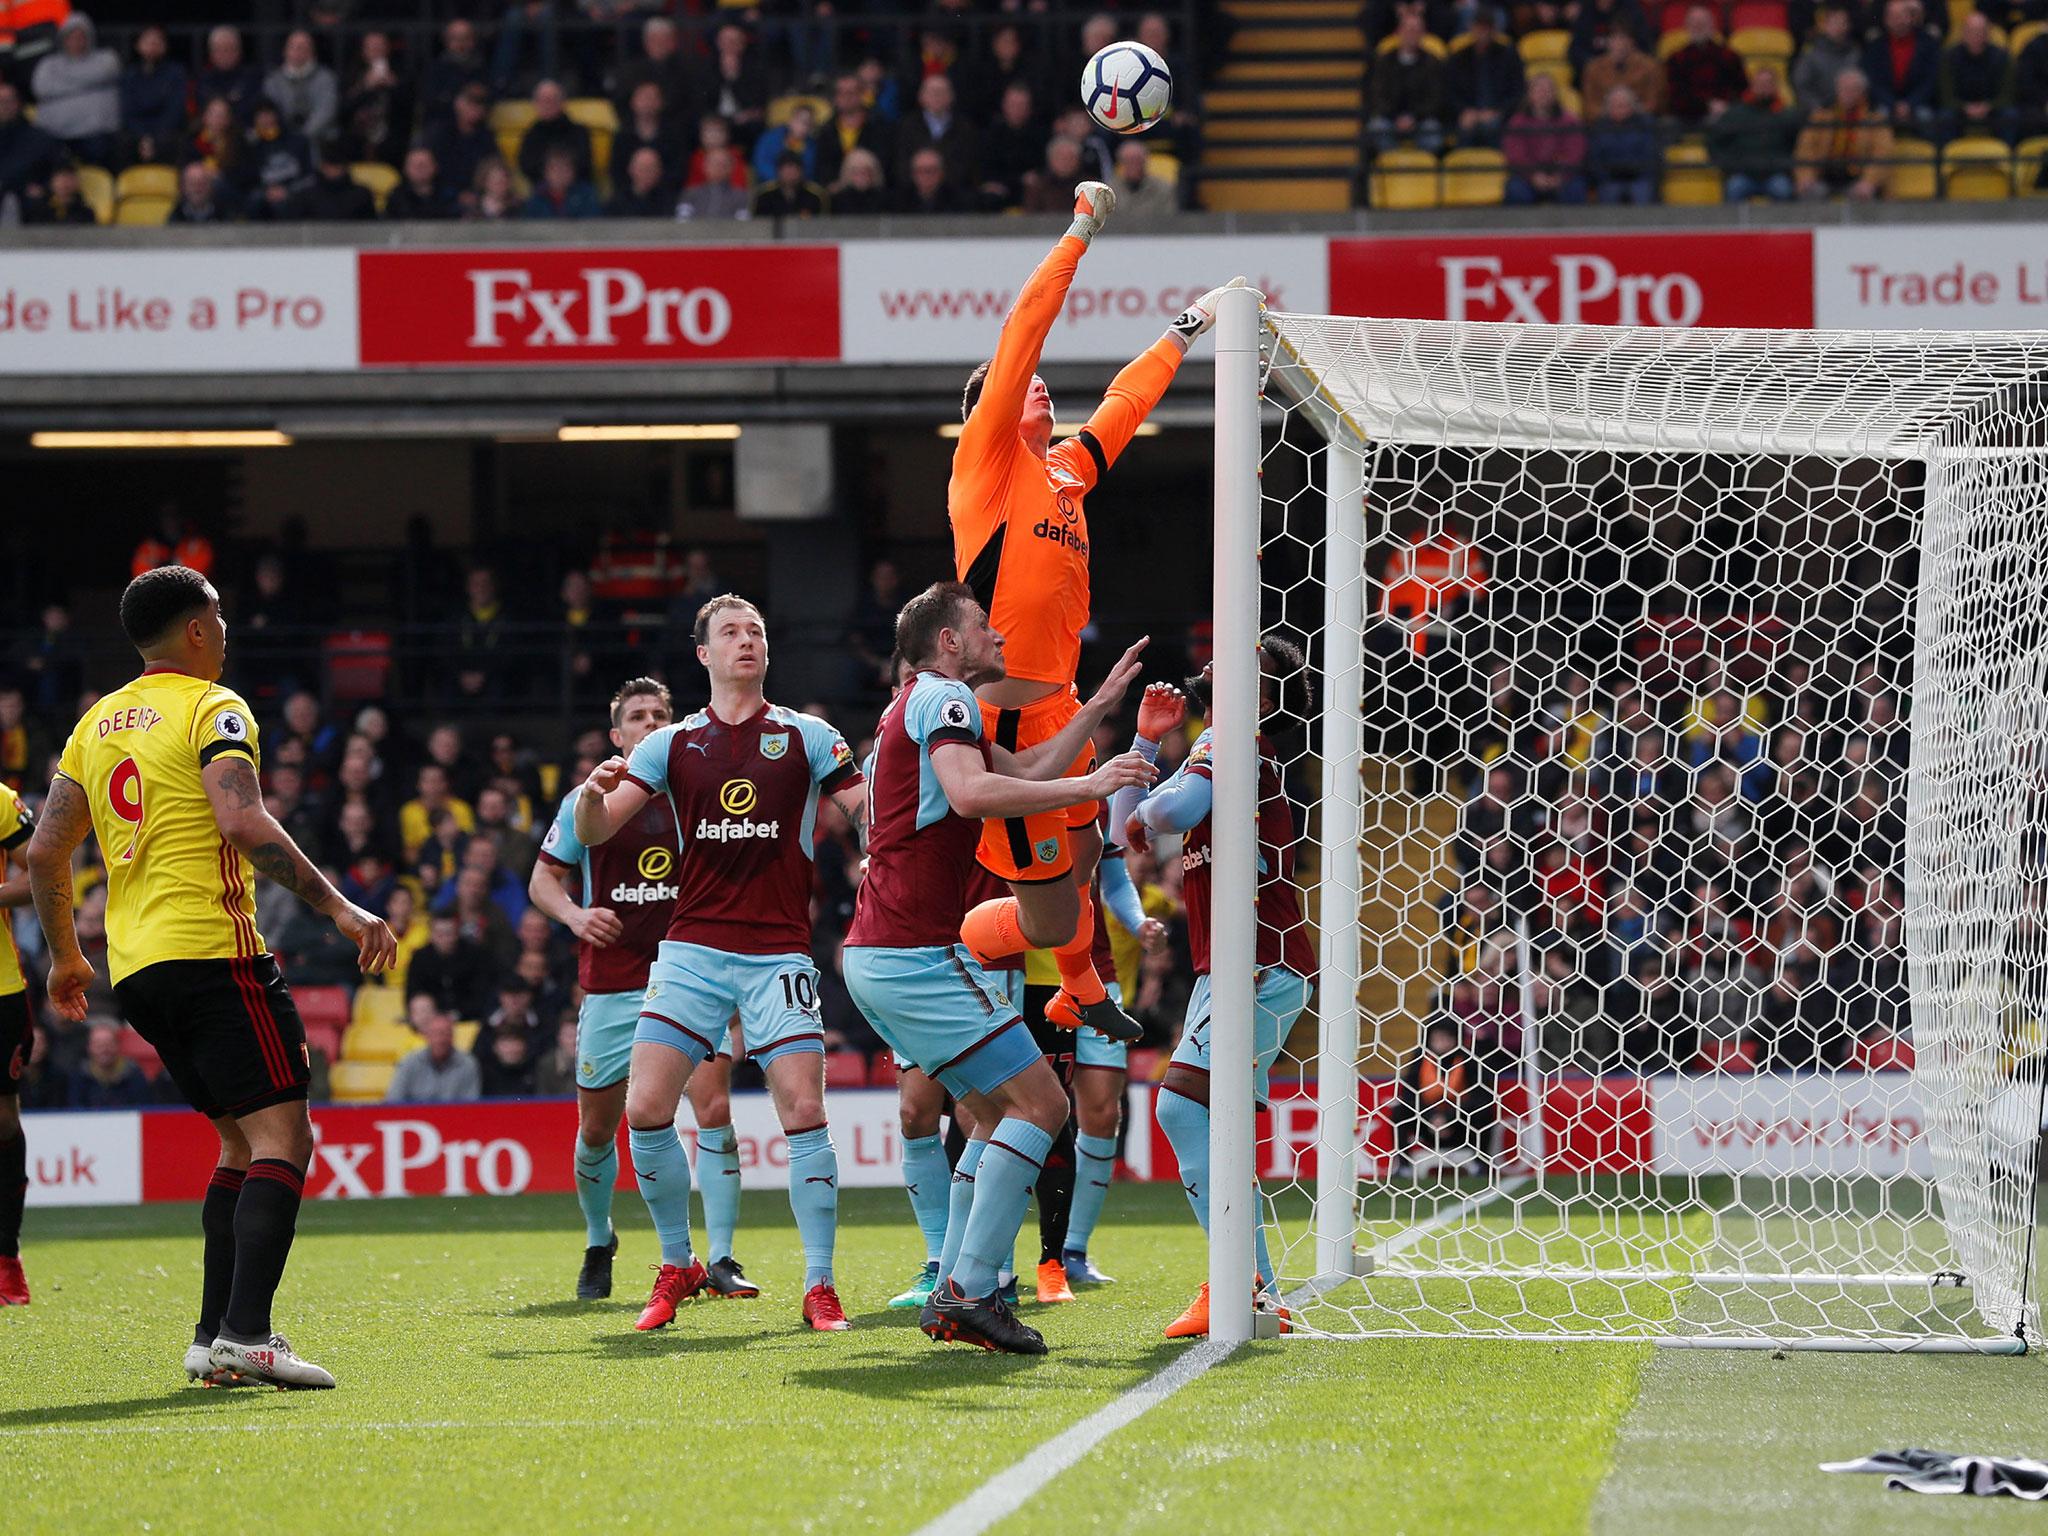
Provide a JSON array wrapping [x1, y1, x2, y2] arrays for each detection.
[[911, 1177, 1526, 1536]]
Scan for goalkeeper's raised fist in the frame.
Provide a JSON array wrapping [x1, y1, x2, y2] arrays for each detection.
[[1170, 276, 1261, 343], [1067, 180, 1116, 245]]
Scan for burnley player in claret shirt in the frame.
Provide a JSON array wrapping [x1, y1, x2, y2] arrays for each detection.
[[572, 596, 869, 1335]]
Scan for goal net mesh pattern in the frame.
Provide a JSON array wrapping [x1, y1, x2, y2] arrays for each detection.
[[1235, 314, 2048, 1348]]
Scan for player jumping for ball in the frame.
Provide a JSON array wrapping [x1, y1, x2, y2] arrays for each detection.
[[949, 178, 1247, 1044], [573, 597, 869, 1335]]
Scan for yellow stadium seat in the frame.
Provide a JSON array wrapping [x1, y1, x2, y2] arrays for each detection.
[[115, 163, 176, 201], [2013, 20, 2048, 56], [342, 1018, 425, 1065], [1887, 137, 1938, 200], [564, 96, 618, 133], [1943, 135, 2013, 199], [353, 983, 406, 1029], [329, 1060, 395, 1103], [495, 128, 524, 168], [1662, 140, 1723, 203], [116, 194, 173, 225], [489, 100, 536, 135], [2016, 133, 2048, 194], [453, 1021, 482, 1053], [1730, 24, 1792, 73], [1518, 28, 1571, 61], [76, 164, 113, 223], [1658, 29, 1691, 57], [766, 93, 830, 128], [1370, 147, 1441, 208], [1148, 150, 1182, 185], [1441, 146, 1507, 205], [1377, 31, 1449, 57], [350, 161, 400, 212], [1947, 0, 1973, 35], [1525, 57, 1575, 93]]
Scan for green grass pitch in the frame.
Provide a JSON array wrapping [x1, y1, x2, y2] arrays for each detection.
[[5, 1184, 2044, 1534]]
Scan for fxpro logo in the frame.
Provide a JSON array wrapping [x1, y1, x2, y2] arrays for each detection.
[[466, 268, 735, 349], [696, 778, 780, 843], [1440, 254, 1703, 327]]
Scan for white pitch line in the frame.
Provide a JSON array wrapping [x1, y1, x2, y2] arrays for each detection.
[[3, 1419, 621, 1438], [914, 1177, 1526, 1536]]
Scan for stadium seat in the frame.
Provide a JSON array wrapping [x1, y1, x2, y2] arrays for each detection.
[[494, 128, 524, 170], [453, 1021, 481, 1053], [75, 163, 112, 223], [825, 1052, 868, 1090], [1377, 31, 1449, 56], [1441, 146, 1507, 206], [352, 982, 406, 1029], [296, 984, 352, 1030], [1657, 29, 1692, 59], [324, 630, 392, 701], [488, 100, 536, 135], [350, 161, 399, 212], [120, 1027, 163, 1080], [115, 194, 172, 225], [564, 97, 618, 134], [1148, 149, 1181, 185], [1887, 137, 1938, 200], [1369, 148, 1441, 209], [1518, 28, 1570, 62], [329, 1059, 395, 1103], [867, 1053, 900, 1088], [1662, 141, 1724, 203], [1942, 136, 2013, 199], [304, 1021, 344, 1068], [2017, 134, 2048, 194], [115, 163, 176, 201], [1730, 24, 1792, 70], [1729, 1, 1790, 29], [2012, 19, 2048, 57], [342, 1017, 423, 1065], [1947, 0, 1973, 36]]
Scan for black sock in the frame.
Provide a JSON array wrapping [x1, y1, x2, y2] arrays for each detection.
[[197, 1165, 246, 1344], [1036, 1119, 1077, 1265], [0, 1127, 24, 1260], [222, 1159, 303, 1341]]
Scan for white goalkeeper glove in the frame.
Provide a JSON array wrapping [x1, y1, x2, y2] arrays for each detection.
[[1169, 276, 1259, 343], [1066, 180, 1116, 245]]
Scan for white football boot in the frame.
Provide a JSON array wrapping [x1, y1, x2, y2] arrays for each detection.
[[208, 1331, 336, 1389]]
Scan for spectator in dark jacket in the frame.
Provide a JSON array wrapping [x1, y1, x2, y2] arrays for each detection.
[[427, 84, 496, 202], [827, 146, 889, 213], [895, 74, 980, 191], [119, 25, 187, 166], [407, 913, 494, 1020], [753, 151, 826, 217], [195, 26, 266, 123], [814, 71, 895, 190], [67, 1024, 153, 1110], [165, 158, 238, 222], [385, 145, 457, 218], [605, 145, 674, 215], [2019, 26, 2048, 135], [422, 17, 488, 128], [286, 140, 377, 220], [1449, 11, 1527, 146], [516, 79, 593, 185], [894, 142, 971, 212], [1665, 5, 1751, 123], [1570, 0, 1651, 75], [0, 82, 60, 202], [1792, 4, 1863, 111], [521, 144, 601, 218], [978, 81, 1044, 207], [612, 81, 685, 192], [340, 31, 414, 168], [1504, 72, 1588, 201], [1864, 0, 1942, 130], [1710, 65, 1802, 197], [1368, 10, 1450, 153], [238, 100, 315, 218], [615, 16, 693, 129], [1390, 1020, 1494, 1172], [1941, 12, 2015, 139], [23, 160, 95, 222], [691, 23, 769, 148], [1586, 83, 1661, 201]]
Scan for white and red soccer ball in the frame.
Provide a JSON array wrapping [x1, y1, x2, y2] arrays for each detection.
[[1081, 41, 1172, 136]]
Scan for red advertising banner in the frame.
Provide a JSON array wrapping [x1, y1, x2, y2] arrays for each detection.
[[1329, 231, 1814, 329], [355, 245, 841, 367]]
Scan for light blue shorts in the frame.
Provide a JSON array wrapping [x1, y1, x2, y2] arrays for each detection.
[[846, 944, 1040, 1100], [1073, 980, 1129, 1073], [894, 965, 1023, 1073], [1172, 968, 1313, 1102], [576, 990, 642, 1091], [636, 940, 824, 1069]]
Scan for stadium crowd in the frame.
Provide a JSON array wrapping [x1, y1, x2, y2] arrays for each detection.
[[0, 520, 1201, 1110], [0, 6, 1195, 225]]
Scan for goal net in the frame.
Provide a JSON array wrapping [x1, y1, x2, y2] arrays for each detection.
[[1201, 293, 2047, 1352]]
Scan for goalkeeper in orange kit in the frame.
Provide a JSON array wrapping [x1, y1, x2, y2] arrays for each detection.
[[951, 178, 1249, 1041]]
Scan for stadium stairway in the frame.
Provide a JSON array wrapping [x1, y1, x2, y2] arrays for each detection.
[[1199, 0, 1364, 212]]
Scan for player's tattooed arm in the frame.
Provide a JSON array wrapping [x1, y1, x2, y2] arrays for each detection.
[[27, 775, 93, 1020], [832, 783, 869, 851], [204, 756, 343, 914]]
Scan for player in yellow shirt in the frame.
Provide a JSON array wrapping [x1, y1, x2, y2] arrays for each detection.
[[27, 566, 396, 1389], [0, 780, 39, 1306]]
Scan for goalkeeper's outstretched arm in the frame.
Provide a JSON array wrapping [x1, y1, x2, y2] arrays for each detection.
[[955, 182, 1118, 470]]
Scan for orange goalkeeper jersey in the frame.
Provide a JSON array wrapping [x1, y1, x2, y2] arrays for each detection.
[[949, 234, 1183, 687]]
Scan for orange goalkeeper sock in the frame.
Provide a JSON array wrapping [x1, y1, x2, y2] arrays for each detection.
[[1052, 891, 1107, 1006], [961, 898, 1027, 967]]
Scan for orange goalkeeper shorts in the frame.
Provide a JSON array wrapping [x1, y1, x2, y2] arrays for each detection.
[[977, 687, 1097, 885]]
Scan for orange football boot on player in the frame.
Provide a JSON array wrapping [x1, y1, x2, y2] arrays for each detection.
[[1164, 1281, 1291, 1339], [1035, 1258, 1075, 1304]]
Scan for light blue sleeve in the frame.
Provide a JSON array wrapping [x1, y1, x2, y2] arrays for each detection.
[[537, 791, 584, 868], [1138, 766, 1213, 833], [1098, 852, 1147, 934], [624, 725, 673, 795], [794, 711, 861, 784], [903, 676, 983, 747]]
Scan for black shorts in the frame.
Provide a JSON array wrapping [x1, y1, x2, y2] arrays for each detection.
[[0, 989, 26, 1096], [113, 955, 310, 1120], [1023, 982, 1075, 1087]]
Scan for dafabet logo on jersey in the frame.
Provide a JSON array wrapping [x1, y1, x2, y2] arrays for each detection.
[[719, 779, 757, 816], [637, 846, 675, 881], [697, 778, 780, 844]]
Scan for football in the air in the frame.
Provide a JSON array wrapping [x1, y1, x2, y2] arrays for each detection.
[[1081, 41, 1172, 135]]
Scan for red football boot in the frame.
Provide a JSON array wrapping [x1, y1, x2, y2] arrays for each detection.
[[802, 1282, 850, 1331], [0, 1255, 28, 1306], [633, 1260, 709, 1331]]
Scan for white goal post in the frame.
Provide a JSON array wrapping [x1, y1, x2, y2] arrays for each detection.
[[1205, 284, 2047, 1352]]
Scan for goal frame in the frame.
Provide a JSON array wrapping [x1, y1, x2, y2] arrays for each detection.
[[1205, 286, 2042, 1352]]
